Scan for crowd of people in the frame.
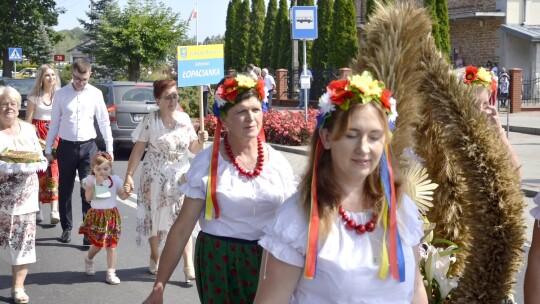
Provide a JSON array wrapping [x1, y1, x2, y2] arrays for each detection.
[[0, 34, 534, 304]]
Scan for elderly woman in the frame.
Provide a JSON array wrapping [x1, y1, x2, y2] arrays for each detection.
[[142, 74, 296, 304], [25, 64, 61, 225], [123, 79, 207, 281], [0, 86, 48, 304]]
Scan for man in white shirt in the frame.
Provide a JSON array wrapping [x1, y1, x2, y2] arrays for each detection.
[[45, 58, 113, 244], [262, 68, 275, 109]]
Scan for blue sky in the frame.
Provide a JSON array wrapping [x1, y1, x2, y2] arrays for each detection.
[[55, 0, 244, 42]]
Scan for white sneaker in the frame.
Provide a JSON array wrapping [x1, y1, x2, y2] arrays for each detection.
[[50, 211, 60, 225], [106, 269, 121, 285], [85, 256, 95, 276]]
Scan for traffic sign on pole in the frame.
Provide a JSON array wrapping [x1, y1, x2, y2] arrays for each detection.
[[291, 6, 318, 40], [8, 48, 23, 61], [54, 54, 65, 62]]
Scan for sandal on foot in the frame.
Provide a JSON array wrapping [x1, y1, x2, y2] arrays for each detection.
[[11, 287, 29, 304], [149, 258, 159, 275], [183, 266, 196, 283]]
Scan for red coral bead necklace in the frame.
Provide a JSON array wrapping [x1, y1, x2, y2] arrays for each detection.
[[224, 133, 264, 178], [338, 205, 376, 234]]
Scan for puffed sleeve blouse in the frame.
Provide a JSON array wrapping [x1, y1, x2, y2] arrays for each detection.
[[179, 142, 297, 241], [259, 193, 424, 304]]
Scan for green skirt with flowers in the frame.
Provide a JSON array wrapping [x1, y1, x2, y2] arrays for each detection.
[[195, 231, 263, 304]]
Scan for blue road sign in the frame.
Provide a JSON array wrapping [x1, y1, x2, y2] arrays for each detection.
[[292, 6, 318, 40], [8, 48, 23, 61]]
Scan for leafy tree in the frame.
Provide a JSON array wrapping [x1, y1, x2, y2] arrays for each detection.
[[261, 0, 277, 69], [202, 35, 225, 45], [328, 0, 358, 69], [436, 0, 451, 60], [0, 0, 63, 76], [311, 0, 333, 69], [233, 0, 251, 71], [80, 0, 188, 81], [424, 0, 441, 54], [224, 0, 238, 71], [274, 0, 291, 70], [54, 28, 86, 56], [247, 0, 266, 66]]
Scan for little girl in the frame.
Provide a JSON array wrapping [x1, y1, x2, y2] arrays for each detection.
[[79, 152, 130, 285]]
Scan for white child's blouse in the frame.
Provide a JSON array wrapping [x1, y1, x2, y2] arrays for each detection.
[[81, 175, 123, 209], [259, 193, 424, 304], [180, 143, 296, 241]]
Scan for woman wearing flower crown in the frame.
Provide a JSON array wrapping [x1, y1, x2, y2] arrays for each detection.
[[254, 72, 427, 303], [142, 74, 296, 304], [462, 66, 520, 168]]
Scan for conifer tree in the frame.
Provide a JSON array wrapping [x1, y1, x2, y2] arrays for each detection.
[[234, 0, 249, 71], [247, 0, 266, 66], [311, 0, 333, 69], [328, 0, 358, 69], [261, 0, 277, 69], [273, 0, 291, 69], [436, 0, 451, 60], [224, 0, 238, 71], [424, 0, 442, 53]]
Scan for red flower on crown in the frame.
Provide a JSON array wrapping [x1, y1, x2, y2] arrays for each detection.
[[327, 79, 354, 105], [218, 77, 240, 102], [463, 66, 478, 84], [381, 89, 393, 111]]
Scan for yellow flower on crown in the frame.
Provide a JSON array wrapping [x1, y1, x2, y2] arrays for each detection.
[[236, 74, 257, 89], [349, 72, 383, 98], [476, 68, 492, 83]]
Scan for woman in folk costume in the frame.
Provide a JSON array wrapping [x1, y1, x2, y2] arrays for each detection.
[[349, 1, 524, 302], [143, 74, 296, 304], [254, 72, 427, 303]]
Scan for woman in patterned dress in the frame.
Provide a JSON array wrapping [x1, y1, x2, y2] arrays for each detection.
[[123, 79, 207, 281], [0, 86, 48, 303], [142, 74, 296, 304], [25, 64, 61, 225]]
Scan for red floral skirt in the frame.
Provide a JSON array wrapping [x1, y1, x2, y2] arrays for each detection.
[[32, 119, 59, 203], [78, 207, 121, 248]]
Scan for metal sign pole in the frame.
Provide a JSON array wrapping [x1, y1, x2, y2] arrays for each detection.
[[303, 40, 308, 121]]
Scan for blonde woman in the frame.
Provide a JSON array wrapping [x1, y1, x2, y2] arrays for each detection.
[[25, 64, 61, 225]]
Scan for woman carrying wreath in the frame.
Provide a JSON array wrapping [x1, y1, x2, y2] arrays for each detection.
[[254, 73, 427, 303], [142, 74, 296, 304], [0, 86, 48, 303]]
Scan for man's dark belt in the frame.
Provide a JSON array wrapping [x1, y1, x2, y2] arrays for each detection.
[[59, 138, 94, 145]]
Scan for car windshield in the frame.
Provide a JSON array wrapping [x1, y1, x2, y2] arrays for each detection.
[[114, 85, 155, 104], [2, 79, 34, 94]]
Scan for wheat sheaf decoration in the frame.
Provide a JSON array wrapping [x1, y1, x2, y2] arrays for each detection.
[[354, 1, 526, 303]]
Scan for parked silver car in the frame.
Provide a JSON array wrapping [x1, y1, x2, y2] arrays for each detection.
[[0, 78, 35, 118], [93, 80, 158, 150]]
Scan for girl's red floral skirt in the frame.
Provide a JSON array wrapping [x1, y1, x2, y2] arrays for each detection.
[[33, 119, 59, 203], [78, 207, 121, 248]]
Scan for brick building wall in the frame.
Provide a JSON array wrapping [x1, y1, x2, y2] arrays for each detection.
[[450, 18, 502, 67], [447, 0, 496, 16]]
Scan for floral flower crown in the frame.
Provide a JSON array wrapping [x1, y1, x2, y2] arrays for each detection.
[[462, 65, 497, 92], [317, 71, 398, 130], [93, 151, 112, 163], [213, 74, 266, 117]]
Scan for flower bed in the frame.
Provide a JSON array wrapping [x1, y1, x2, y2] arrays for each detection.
[[202, 109, 318, 146]]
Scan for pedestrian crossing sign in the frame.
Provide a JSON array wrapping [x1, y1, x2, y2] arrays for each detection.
[[8, 48, 22, 61]]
